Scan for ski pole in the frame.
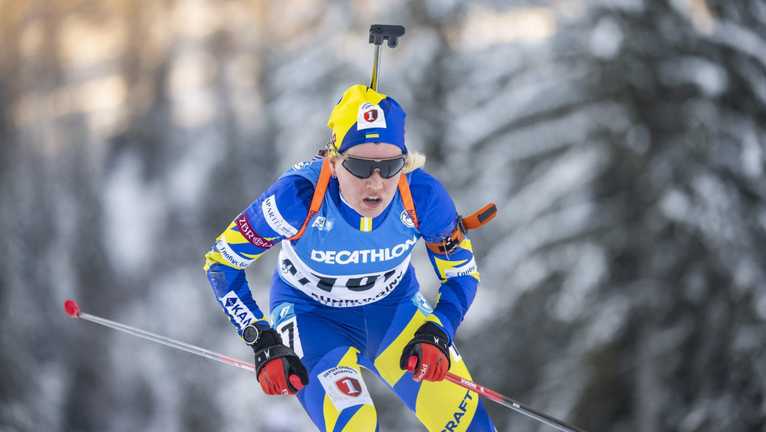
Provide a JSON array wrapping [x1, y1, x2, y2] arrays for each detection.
[[368, 24, 405, 91], [66, 300, 587, 431], [64, 299, 256, 373], [406, 358, 588, 432], [444, 372, 588, 432]]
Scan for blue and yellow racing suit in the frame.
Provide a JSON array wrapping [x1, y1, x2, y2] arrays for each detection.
[[204, 157, 495, 432]]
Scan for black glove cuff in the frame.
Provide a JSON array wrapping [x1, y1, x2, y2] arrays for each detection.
[[250, 328, 291, 376], [253, 343, 297, 378], [400, 322, 451, 370], [249, 328, 282, 351]]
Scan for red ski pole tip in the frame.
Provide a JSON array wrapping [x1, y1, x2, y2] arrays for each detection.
[[64, 299, 81, 318]]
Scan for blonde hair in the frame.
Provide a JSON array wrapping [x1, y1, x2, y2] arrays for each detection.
[[321, 145, 426, 174], [403, 151, 426, 173]]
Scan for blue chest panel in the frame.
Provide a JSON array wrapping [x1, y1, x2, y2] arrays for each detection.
[[291, 190, 419, 275], [276, 159, 421, 307]]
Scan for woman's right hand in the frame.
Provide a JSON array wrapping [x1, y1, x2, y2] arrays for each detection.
[[257, 354, 308, 395], [245, 324, 309, 395]]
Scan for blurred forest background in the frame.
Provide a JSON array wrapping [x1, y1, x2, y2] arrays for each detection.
[[1, 0, 765, 431]]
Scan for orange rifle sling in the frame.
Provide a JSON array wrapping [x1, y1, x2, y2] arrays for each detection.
[[425, 202, 497, 255], [398, 174, 420, 229], [289, 157, 333, 241]]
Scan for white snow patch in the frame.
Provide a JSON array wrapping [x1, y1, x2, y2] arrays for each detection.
[[460, 6, 557, 50], [741, 129, 763, 178], [168, 139, 221, 210], [585, 297, 630, 348], [169, 49, 217, 128], [660, 188, 690, 221], [659, 57, 728, 96], [103, 153, 166, 274], [596, 0, 645, 13], [590, 17, 623, 59], [554, 244, 607, 322], [756, 291, 766, 321]]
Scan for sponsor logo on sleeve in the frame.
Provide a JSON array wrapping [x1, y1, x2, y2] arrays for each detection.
[[261, 194, 298, 238], [444, 257, 478, 279], [357, 103, 387, 130], [318, 366, 372, 410], [236, 214, 274, 248], [219, 291, 256, 329], [215, 239, 254, 269]]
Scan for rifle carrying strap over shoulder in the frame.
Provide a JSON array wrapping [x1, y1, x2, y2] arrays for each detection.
[[289, 158, 333, 241], [289, 158, 421, 240], [289, 158, 496, 248], [425, 202, 497, 255], [397, 173, 419, 229]]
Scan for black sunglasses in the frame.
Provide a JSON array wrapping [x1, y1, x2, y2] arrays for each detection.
[[341, 155, 406, 179]]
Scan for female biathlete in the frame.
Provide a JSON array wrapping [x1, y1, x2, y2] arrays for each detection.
[[204, 84, 496, 432]]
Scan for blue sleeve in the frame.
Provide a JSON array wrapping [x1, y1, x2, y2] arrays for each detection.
[[410, 169, 480, 342], [203, 174, 314, 334]]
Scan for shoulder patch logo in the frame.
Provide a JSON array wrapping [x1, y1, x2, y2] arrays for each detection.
[[311, 216, 334, 232], [400, 210, 415, 228], [291, 160, 311, 170]]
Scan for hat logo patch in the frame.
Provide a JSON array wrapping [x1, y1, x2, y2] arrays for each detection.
[[357, 103, 387, 131], [363, 110, 378, 122]]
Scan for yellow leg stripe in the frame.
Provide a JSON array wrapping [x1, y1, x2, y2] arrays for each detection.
[[339, 404, 377, 432], [415, 354, 478, 432], [322, 347, 377, 432], [323, 396, 339, 432], [373, 311, 426, 386]]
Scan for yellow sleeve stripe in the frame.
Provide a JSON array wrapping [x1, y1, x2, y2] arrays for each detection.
[[433, 256, 467, 282], [222, 229, 249, 244], [203, 229, 267, 271], [432, 238, 480, 282], [203, 251, 226, 271]]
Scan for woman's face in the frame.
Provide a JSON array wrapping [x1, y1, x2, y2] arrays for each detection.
[[332, 143, 404, 218]]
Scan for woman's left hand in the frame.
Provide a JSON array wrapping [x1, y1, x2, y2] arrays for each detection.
[[399, 322, 451, 382]]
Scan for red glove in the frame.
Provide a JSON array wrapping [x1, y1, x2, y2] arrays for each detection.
[[400, 322, 451, 382], [258, 358, 307, 395], [245, 324, 308, 396]]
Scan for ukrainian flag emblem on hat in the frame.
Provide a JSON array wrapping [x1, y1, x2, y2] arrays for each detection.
[[327, 84, 407, 154]]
